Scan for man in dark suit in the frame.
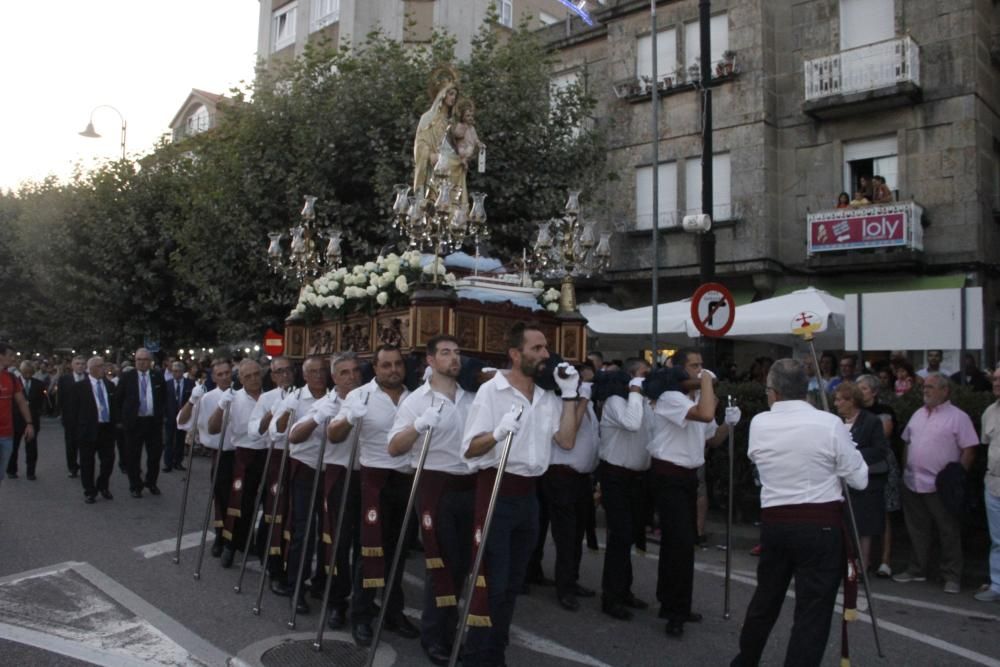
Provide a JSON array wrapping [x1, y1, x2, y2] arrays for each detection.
[[58, 355, 87, 477], [114, 348, 165, 498], [71, 356, 117, 503], [8, 361, 45, 480], [162, 360, 193, 472]]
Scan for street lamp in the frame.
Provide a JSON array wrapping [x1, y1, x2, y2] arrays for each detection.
[[79, 105, 127, 161]]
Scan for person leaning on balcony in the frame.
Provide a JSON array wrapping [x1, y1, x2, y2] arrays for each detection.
[[872, 175, 894, 204], [849, 191, 871, 207], [835, 192, 850, 209]]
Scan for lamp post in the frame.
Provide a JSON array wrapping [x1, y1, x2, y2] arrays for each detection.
[[79, 105, 127, 161]]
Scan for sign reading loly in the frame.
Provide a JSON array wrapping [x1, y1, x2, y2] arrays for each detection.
[[806, 201, 924, 254]]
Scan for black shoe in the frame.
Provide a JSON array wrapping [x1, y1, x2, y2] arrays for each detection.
[[7, 472, 17, 479], [84, 495, 97, 504], [558, 594, 580, 612], [326, 607, 347, 630], [422, 643, 451, 666], [573, 584, 596, 598], [147, 484, 161, 495], [68, 470, 79, 478], [174, 463, 187, 471], [99, 489, 114, 500], [26, 474, 36, 481], [119, 465, 127, 474], [385, 613, 420, 639], [309, 580, 327, 600], [526, 572, 552, 586], [211, 539, 224, 558], [294, 595, 310, 615], [657, 607, 702, 622], [352, 622, 374, 647], [623, 592, 648, 610], [665, 621, 684, 638], [162, 466, 173, 473], [271, 580, 293, 597], [221, 547, 235, 569], [601, 600, 633, 621], [130, 489, 143, 499]]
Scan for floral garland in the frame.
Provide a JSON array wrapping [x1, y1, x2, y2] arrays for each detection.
[[291, 250, 457, 322]]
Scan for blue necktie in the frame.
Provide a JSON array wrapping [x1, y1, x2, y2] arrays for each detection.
[[97, 381, 109, 423], [140, 373, 148, 416]]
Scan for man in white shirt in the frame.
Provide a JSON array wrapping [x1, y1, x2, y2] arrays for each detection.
[[731, 358, 868, 667], [387, 335, 475, 665], [917, 349, 954, 378], [177, 358, 234, 558], [979, 366, 1000, 603], [597, 359, 652, 620], [459, 322, 584, 667], [247, 355, 295, 595], [288, 352, 362, 628], [217, 359, 264, 568], [329, 345, 416, 646]]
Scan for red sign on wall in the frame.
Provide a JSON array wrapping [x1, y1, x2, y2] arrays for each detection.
[[263, 329, 284, 356], [806, 202, 923, 254]]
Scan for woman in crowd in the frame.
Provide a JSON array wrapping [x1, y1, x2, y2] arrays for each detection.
[[893, 359, 920, 396]]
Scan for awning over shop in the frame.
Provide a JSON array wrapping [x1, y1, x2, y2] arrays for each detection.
[[580, 299, 693, 350]]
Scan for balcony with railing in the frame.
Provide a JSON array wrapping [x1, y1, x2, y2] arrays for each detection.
[[803, 36, 921, 119]]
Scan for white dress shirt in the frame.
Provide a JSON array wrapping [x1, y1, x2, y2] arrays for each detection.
[[337, 379, 410, 471], [551, 402, 599, 473], [277, 388, 327, 466], [647, 391, 717, 469], [291, 393, 358, 468], [136, 370, 155, 416], [749, 400, 868, 508], [230, 389, 262, 449], [188, 388, 234, 451], [599, 393, 652, 471], [461, 371, 563, 477], [389, 382, 474, 475], [249, 387, 290, 450]]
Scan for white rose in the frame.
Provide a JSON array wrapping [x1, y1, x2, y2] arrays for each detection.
[[328, 280, 339, 292], [353, 265, 365, 275], [395, 275, 409, 293], [444, 272, 457, 284], [534, 280, 544, 289], [334, 268, 347, 280], [366, 285, 378, 296], [332, 296, 345, 309], [544, 288, 560, 302], [364, 261, 377, 272], [547, 302, 559, 312], [385, 260, 400, 276], [376, 292, 389, 306], [409, 253, 422, 268]]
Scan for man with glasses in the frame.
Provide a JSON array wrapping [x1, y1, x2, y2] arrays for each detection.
[[979, 366, 1000, 602], [827, 353, 859, 393], [115, 348, 166, 498], [893, 372, 978, 593]]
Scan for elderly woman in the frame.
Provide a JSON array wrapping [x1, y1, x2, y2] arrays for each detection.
[[833, 382, 891, 569], [857, 374, 902, 577]]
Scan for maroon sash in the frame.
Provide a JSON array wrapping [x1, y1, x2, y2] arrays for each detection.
[[320, 464, 347, 576], [360, 466, 390, 589], [282, 458, 316, 571], [761, 501, 860, 665], [264, 451, 289, 557], [419, 470, 475, 608]]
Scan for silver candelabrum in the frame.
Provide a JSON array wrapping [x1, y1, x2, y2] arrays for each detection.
[[266, 195, 343, 282]]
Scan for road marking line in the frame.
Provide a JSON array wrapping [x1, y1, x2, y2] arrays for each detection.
[[0, 621, 150, 667], [134, 532, 202, 559]]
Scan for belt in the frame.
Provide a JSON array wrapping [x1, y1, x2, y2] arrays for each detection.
[[651, 458, 698, 479], [600, 461, 647, 477]]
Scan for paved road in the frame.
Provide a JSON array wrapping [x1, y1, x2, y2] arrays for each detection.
[[1, 419, 998, 666]]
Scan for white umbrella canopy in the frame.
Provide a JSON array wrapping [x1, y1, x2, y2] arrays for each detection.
[[685, 287, 845, 347], [581, 299, 693, 350]]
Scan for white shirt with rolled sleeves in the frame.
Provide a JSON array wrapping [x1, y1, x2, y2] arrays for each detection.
[[290, 393, 353, 468], [281, 389, 328, 468], [249, 387, 291, 451], [598, 393, 653, 471], [749, 399, 868, 508], [178, 388, 228, 450], [228, 389, 262, 449], [338, 379, 410, 472], [647, 391, 717, 469], [460, 371, 563, 477], [389, 382, 473, 475], [551, 402, 599, 474]]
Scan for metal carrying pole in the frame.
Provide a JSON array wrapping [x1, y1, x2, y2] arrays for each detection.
[[365, 401, 443, 665], [803, 335, 884, 658], [724, 394, 734, 620], [448, 405, 524, 667], [173, 394, 202, 564], [234, 431, 278, 593], [313, 392, 370, 650], [194, 397, 232, 580]]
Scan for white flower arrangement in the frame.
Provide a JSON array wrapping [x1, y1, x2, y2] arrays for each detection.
[[538, 285, 561, 312]]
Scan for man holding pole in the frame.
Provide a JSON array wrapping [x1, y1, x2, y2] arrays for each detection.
[[459, 322, 585, 667], [387, 335, 475, 665], [730, 358, 868, 667]]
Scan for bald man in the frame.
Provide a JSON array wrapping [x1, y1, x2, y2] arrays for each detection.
[[114, 348, 166, 498]]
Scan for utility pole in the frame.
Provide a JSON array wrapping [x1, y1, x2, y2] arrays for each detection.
[[650, 0, 660, 363], [699, 0, 717, 370]]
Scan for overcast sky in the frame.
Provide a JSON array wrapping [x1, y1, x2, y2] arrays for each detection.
[[1, 1, 260, 192]]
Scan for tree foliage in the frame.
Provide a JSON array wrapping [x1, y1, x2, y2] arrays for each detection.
[[0, 22, 606, 352]]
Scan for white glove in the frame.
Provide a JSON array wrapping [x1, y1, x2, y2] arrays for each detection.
[[277, 393, 298, 416], [554, 362, 580, 399], [492, 409, 521, 442], [413, 406, 442, 433], [578, 382, 593, 401], [698, 368, 717, 381], [628, 377, 645, 390], [217, 389, 234, 410], [312, 397, 339, 425], [189, 383, 207, 404], [344, 400, 368, 425], [422, 366, 433, 382], [724, 406, 742, 426]]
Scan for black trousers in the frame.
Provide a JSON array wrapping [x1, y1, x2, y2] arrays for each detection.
[[286, 463, 324, 588], [541, 467, 592, 597], [79, 423, 116, 497], [125, 416, 163, 491], [527, 482, 549, 581], [419, 486, 474, 650], [225, 448, 267, 550], [351, 470, 412, 624], [163, 418, 186, 469], [731, 522, 844, 667], [323, 472, 361, 612], [7, 423, 39, 476], [63, 421, 79, 473], [598, 462, 645, 604], [211, 450, 235, 540], [654, 470, 698, 623]]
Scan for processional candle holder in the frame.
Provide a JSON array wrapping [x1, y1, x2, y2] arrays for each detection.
[[265, 195, 343, 282]]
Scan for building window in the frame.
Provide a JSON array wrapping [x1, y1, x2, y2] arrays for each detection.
[[635, 162, 678, 230], [272, 2, 298, 52], [684, 153, 732, 221], [683, 13, 729, 69], [185, 105, 211, 136], [311, 0, 339, 32], [496, 0, 513, 28], [636, 29, 677, 88], [839, 0, 893, 51], [843, 135, 897, 200]]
